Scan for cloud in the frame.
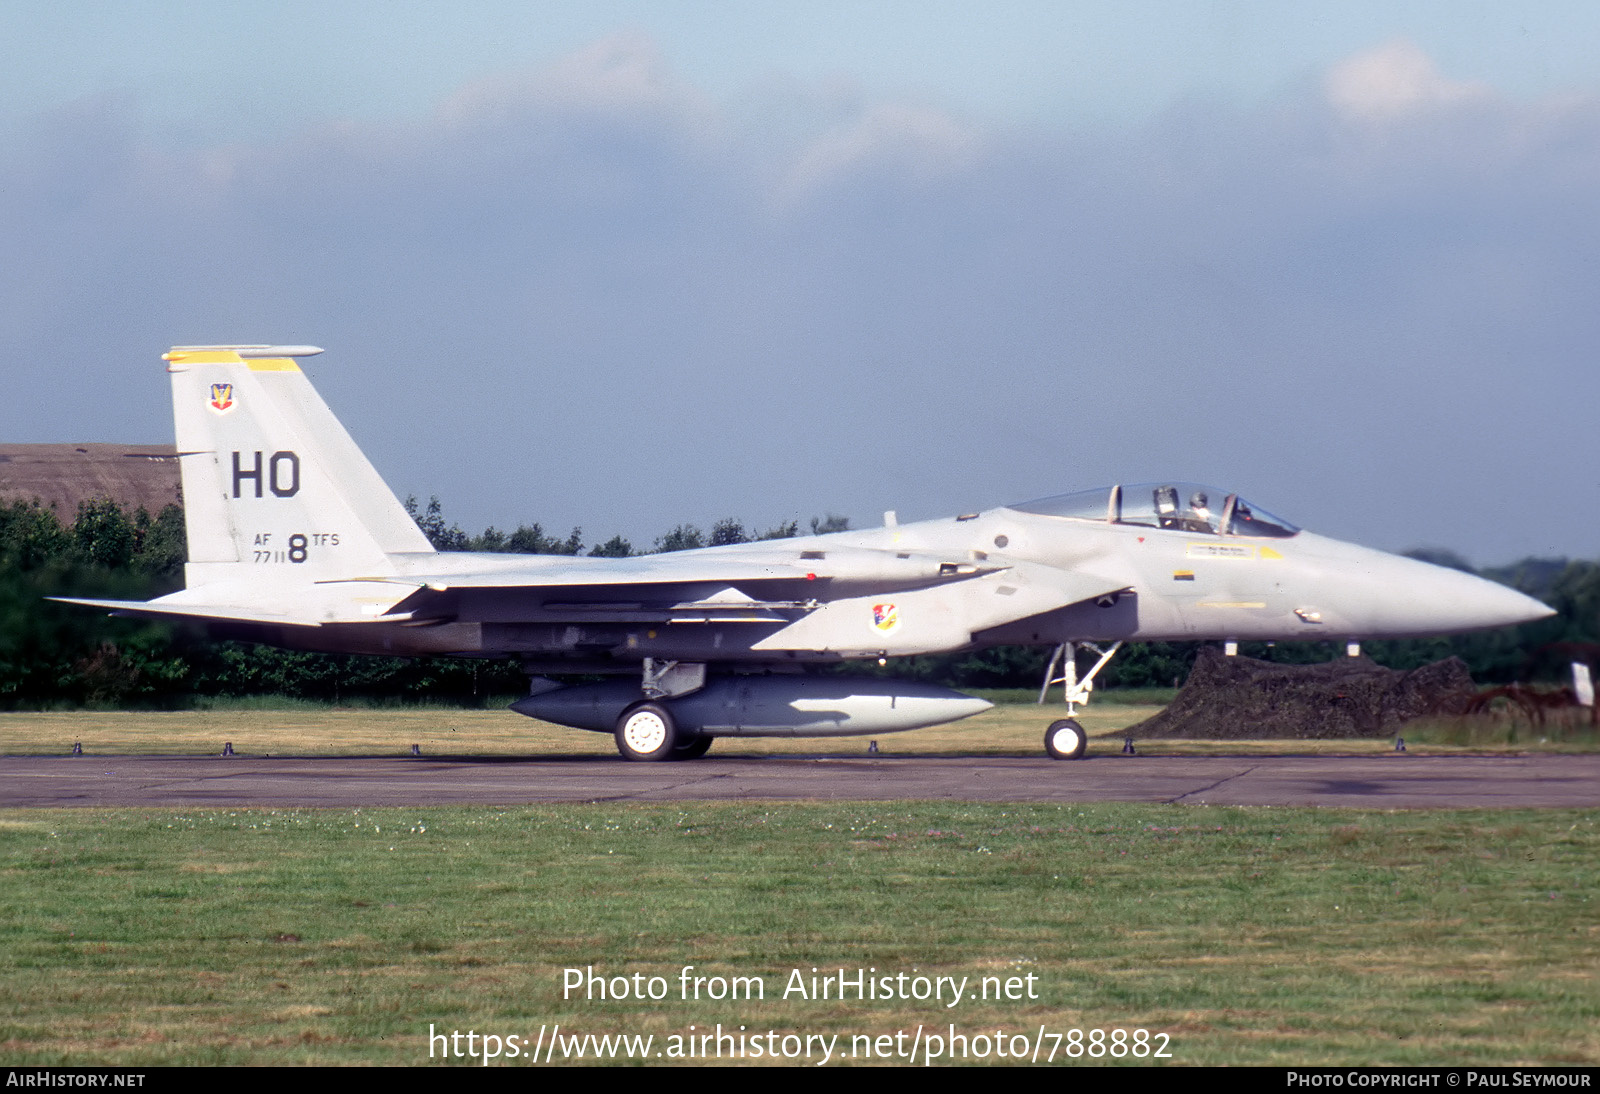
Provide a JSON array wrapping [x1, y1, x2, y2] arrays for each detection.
[[779, 102, 982, 201], [1323, 38, 1490, 120], [0, 34, 1596, 560], [439, 30, 716, 136]]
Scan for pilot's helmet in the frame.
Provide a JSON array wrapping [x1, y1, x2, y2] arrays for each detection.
[[1190, 491, 1209, 510]]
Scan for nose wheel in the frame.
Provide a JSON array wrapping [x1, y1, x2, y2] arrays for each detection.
[[1045, 718, 1087, 760]]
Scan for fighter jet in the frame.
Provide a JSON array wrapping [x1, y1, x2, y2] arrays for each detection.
[[59, 345, 1554, 761]]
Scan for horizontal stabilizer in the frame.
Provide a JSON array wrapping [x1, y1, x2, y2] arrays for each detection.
[[48, 596, 425, 628], [49, 597, 326, 627]]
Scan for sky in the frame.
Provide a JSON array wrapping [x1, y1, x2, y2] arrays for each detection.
[[1, 2, 1596, 564]]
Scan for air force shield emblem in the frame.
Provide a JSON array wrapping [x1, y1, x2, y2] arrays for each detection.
[[872, 602, 899, 633]]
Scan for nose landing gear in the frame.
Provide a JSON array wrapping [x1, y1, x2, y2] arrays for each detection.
[[1038, 640, 1123, 760]]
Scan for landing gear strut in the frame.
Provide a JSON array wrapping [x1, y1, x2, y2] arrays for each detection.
[[614, 660, 719, 761], [1037, 640, 1123, 760]]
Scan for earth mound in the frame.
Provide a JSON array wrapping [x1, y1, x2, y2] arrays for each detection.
[[1126, 647, 1477, 739]]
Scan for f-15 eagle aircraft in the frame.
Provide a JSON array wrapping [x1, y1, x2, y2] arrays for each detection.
[[60, 345, 1553, 761]]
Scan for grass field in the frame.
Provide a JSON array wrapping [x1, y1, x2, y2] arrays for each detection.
[[3, 698, 1596, 1066], [0, 802, 1595, 1066]]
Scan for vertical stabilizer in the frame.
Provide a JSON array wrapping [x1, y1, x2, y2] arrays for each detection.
[[165, 345, 434, 589]]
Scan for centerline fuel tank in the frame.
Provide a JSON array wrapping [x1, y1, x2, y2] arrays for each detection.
[[510, 675, 993, 737]]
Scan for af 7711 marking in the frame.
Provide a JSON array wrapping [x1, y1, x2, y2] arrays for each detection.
[[59, 345, 1554, 761], [250, 530, 340, 565]]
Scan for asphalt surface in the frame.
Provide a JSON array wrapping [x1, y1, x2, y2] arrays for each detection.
[[2, 752, 1596, 809]]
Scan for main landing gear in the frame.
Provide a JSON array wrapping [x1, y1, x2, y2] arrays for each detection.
[[613, 701, 716, 762], [672, 734, 713, 760], [614, 659, 716, 761], [1037, 640, 1123, 760]]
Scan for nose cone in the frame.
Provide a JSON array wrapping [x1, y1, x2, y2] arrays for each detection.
[[1418, 567, 1555, 633], [1295, 535, 1556, 638], [1369, 556, 1555, 636]]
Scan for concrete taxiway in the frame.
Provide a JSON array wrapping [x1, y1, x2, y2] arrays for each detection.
[[2, 753, 1595, 809]]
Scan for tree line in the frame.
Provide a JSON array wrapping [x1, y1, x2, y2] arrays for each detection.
[[0, 495, 1594, 708]]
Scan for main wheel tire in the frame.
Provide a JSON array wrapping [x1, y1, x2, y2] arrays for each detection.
[[1044, 718, 1087, 760], [672, 734, 713, 760], [615, 702, 678, 761]]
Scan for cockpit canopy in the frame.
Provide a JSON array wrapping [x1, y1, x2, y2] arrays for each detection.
[[1010, 483, 1300, 538]]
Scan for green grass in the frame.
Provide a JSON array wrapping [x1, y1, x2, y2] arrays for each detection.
[[1, 803, 1596, 1065]]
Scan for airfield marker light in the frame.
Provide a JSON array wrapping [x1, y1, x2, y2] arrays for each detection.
[[1123, 737, 1137, 755], [869, 741, 878, 754], [71, 741, 81, 756], [222, 742, 234, 756], [1395, 737, 1406, 753], [411, 744, 421, 757]]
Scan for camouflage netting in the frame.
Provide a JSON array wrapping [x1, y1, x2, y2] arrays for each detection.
[[1126, 647, 1478, 739]]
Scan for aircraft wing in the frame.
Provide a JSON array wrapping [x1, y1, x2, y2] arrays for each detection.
[[395, 559, 822, 589], [52, 546, 1012, 630], [374, 547, 1008, 627], [389, 544, 999, 594]]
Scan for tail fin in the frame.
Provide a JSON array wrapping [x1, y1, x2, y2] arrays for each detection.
[[165, 345, 433, 589]]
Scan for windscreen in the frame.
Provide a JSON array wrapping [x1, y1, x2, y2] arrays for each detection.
[[1010, 483, 1299, 538]]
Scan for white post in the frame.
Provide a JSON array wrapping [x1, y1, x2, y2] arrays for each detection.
[[1574, 663, 1594, 708]]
